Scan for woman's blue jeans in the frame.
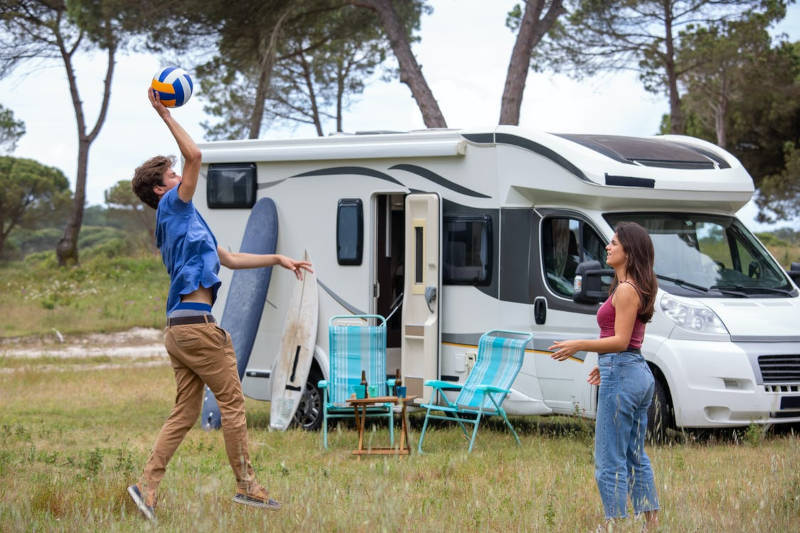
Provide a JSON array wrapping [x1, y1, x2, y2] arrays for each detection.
[[595, 350, 659, 519]]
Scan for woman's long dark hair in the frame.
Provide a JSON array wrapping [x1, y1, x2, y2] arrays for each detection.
[[609, 222, 658, 322]]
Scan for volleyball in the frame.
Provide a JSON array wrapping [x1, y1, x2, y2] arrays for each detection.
[[150, 67, 193, 108]]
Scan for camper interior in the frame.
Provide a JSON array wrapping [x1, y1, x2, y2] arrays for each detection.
[[373, 193, 406, 375]]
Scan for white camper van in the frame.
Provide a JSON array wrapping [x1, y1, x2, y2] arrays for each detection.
[[196, 126, 800, 435]]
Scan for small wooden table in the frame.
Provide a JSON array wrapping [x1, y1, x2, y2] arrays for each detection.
[[346, 395, 417, 456]]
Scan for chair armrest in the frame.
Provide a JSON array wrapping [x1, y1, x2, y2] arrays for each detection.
[[317, 380, 328, 389], [476, 385, 509, 394], [425, 380, 463, 391]]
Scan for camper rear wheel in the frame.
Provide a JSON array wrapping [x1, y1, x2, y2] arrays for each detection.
[[646, 375, 672, 444], [293, 368, 323, 431]]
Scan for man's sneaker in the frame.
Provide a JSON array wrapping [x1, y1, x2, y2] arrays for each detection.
[[127, 484, 156, 522], [233, 482, 281, 510]]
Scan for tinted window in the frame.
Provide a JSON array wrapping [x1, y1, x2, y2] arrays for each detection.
[[443, 216, 492, 285], [207, 163, 256, 208], [542, 217, 608, 298], [337, 199, 363, 265]]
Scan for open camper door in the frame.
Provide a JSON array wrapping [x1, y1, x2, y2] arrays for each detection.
[[401, 193, 441, 404]]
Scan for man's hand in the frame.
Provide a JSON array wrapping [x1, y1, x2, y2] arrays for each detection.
[[279, 255, 314, 280], [148, 88, 170, 121], [587, 366, 601, 386]]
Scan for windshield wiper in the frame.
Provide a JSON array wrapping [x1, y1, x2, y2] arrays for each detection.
[[706, 285, 748, 297], [655, 274, 710, 294], [711, 284, 794, 296]]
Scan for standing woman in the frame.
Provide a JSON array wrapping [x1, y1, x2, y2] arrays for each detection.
[[549, 222, 659, 530]]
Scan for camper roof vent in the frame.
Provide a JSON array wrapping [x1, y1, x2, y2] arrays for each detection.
[[556, 133, 726, 170]]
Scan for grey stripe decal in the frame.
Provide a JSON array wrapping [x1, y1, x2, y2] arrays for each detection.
[[464, 132, 589, 182], [441, 332, 588, 361], [390, 163, 491, 199], [441, 333, 482, 345], [731, 335, 800, 343], [317, 279, 366, 315], [257, 179, 287, 190], [292, 166, 404, 186]]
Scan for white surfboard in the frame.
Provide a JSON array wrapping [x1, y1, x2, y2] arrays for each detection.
[[269, 250, 318, 431]]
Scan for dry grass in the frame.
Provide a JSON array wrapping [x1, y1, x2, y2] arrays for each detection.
[[1, 359, 799, 532]]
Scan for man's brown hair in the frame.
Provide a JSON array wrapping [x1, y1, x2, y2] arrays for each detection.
[[132, 155, 176, 209]]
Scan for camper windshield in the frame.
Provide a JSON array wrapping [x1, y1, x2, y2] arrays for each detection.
[[603, 213, 796, 298]]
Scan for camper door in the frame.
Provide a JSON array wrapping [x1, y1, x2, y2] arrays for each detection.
[[401, 193, 441, 403]]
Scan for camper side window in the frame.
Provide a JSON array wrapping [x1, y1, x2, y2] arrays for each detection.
[[337, 199, 363, 265], [206, 163, 257, 208], [542, 217, 607, 298], [443, 215, 492, 285]]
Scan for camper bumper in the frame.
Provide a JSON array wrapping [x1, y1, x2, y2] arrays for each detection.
[[658, 339, 800, 427]]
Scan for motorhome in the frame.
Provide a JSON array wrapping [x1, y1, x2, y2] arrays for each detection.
[[196, 126, 800, 435]]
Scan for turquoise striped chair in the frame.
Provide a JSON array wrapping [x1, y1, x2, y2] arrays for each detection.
[[417, 330, 534, 453], [318, 315, 395, 449]]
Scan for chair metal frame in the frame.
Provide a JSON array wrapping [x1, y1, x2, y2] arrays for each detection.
[[318, 314, 395, 449], [417, 329, 534, 453]]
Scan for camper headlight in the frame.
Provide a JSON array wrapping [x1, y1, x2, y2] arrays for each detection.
[[659, 293, 729, 335]]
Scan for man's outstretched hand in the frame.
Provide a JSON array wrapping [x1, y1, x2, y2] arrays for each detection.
[[279, 256, 314, 280]]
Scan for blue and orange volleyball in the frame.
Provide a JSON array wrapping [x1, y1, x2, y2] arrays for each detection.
[[150, 67, 193, 107]]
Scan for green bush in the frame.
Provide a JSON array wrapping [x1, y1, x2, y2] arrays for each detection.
[[756, 232, 789, 247]]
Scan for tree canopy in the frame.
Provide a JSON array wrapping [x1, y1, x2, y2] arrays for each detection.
[[0, 104, 25, 154], [0, 156, 71, 257], [674, 15, 800, 223], [529, 0, 780, 134], [0, 0, 150, 265]]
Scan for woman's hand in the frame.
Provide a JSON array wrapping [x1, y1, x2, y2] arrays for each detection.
[[148, 87, 170, 121], [587, 366, 601, 385], [548, 339, 583, 361], [279, 255, 314, 280]]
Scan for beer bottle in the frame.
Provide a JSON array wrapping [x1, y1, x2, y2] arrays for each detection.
[[394, 368, 403, 396], [361, 369, 368, 398]]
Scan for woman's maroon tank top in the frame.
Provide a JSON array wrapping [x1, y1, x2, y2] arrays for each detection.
[[597, 282, 645, 350]]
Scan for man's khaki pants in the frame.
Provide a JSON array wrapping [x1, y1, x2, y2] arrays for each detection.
[[141, 320, 255, 496]]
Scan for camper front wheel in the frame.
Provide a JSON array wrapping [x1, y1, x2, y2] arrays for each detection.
[[292, 367, 323, 431], [646, 376, 672, 443]]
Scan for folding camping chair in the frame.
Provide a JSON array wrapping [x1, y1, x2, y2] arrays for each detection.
[[318, 315, 395, 449], [417, 329, 533, 453]]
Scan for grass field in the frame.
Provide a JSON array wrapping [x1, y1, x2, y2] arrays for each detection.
[[1, 357, 799, 532], [0, 253, 168, 338]]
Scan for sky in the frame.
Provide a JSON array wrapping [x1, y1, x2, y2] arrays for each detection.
[[2, 0, 799, 231]]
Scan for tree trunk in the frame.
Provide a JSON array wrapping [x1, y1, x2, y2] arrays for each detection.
[[352, 0, 446, 128], [55, 13, 116, 266], [711, 73, 728, 149], [299, 51, 324, 136], [336, 59, 345, 133], [248, 7, 292, 139], [57, 139, 89, 265], [663, 6, 684, 134], [499, 0, 565, 125]]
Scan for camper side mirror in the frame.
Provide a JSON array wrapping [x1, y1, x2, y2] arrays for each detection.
[[788, 262, 800, 285], [573, 260, 613, 305]]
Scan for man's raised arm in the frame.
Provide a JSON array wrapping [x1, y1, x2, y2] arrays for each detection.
[[149, 88, 202, 203]]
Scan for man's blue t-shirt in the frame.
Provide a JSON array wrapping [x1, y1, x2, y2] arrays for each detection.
[[155, 186, 221, 315]]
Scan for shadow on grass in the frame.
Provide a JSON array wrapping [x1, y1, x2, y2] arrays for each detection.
[[246, 403, 800, 447]]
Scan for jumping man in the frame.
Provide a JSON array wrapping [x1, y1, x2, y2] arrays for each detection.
[[128, 88, 312, 521]]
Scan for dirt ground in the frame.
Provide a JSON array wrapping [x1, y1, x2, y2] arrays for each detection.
[[0, 328, 168, 373]]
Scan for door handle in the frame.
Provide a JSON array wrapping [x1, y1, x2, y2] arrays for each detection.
[[534, 297, 547, 325], [424, 286, 437, 313]]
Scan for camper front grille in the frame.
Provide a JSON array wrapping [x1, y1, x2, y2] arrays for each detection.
[[758, 354, 800, 383]]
